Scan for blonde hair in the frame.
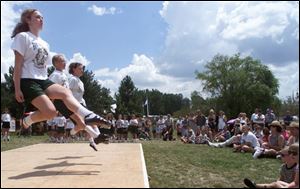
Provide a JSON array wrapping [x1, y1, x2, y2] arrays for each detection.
[[11, 9, 37, 38], [52, 54, 65, 66]]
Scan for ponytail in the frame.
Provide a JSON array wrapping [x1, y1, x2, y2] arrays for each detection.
[[11, 9, 37, 38]]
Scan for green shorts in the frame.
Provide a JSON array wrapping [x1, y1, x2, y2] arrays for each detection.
[[21, 79, 55, 103]]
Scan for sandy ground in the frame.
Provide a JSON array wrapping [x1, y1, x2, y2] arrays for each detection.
[[1, 143, 149, 188]]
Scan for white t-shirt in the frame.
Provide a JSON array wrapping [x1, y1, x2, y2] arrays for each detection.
[[54, 116, 66, 128], [69, 75, 85, 106], [116, 119, 125, 129], [49, 70, 69, 88], [11, 32, 51, 80], [129, 119, 138, 126], [66, 119, 75, 129], [218, 116, 226, 130], [123, 120, 129, 128], [241, 131, 260, 148], [1, 113, 11, 122]]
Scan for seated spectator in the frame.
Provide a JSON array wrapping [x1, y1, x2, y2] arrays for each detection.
[[214, 125, 231, 142], [195, 126, 211, 144], [244, 143, 299, 188], [181, 126, 195, 144], [233, 125, 260, 153], [231, 119, 243, 136], [253, 124, 263, 140], [255, 121, 285, 158], [260, 127, 270, 145], [287, 122, 299, 146], [281, 123, 290, 144], [202, 124, 213, 142]]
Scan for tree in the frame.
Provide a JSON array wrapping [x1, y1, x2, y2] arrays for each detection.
[[81, 70, 114, 115], [115, 75, 142, 115], [196, 54, 279, 118], [1, 66, 24, 118]]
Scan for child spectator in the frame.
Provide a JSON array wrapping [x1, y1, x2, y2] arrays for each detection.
[[244, 143, 299, 188]]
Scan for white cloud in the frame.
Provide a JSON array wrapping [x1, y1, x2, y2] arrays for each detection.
[[158, 1, 299, 99], [217, 2, 296, 42], [87, 5, 121, 16], [1, 1, 33, 83], [95, 54, 203, 98], [267, 62, 299, 99], [69, 52, 90, 66]]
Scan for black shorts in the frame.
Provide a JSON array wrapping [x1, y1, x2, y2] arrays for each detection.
[[48, 126, 56, 131], [57, 127, 65, 133], [2, 122, 10, 129], [20, 79, 55, 103], [128, 125, 139, 134], [117, 128, 127, 134]]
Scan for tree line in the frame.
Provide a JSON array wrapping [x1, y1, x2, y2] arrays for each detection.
[[1, 53, 298, 119]]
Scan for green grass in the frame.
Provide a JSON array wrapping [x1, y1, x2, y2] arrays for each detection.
[[1, 134, 281, 188], [1, 134, 48, 152], [142, 140, 281, 188]]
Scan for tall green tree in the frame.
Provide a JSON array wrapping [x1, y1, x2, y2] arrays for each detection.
[[196, 54, 279, 118], [81, 70, 114, 115], [1, 66, 24, 118], [115, 75, 142, 115]]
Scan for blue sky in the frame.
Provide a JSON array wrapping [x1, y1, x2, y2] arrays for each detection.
[[1, 1, 299, 100]]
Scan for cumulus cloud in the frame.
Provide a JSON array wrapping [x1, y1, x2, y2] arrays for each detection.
[[267, 62, 299, 99], [69, 52, 91, 66], [157, 1, 299, 98], [95, 54, 203, 98], [1, 1, 32, 83], [87, 5, 121, 16]]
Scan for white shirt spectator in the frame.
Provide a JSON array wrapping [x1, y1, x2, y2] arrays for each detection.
[[66, 119, 75, 129], [130, 119, 138, 126], [54, 116, 66, 128], [218, 116, 226, 130], [1, 113, 11, 122], [123, 120, 129, 128], [116, 119, 125, 129], [253, 114, 265, 125], [241, 131, 260, 148]]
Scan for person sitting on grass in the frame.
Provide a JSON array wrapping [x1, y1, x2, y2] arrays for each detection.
[[195, 126, 210, 144], [286, 122, 299, 146], [244, 143, 299, 188], [213, 125, 231, 142], [256, 121, 285, 158], [181, 125, 195, 144], [232, 124, 260, 153]]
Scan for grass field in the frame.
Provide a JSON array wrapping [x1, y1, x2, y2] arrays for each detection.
[[142, 140, 280, 188], [1, 134, 48, 152], [1, 135, 281, 188]]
